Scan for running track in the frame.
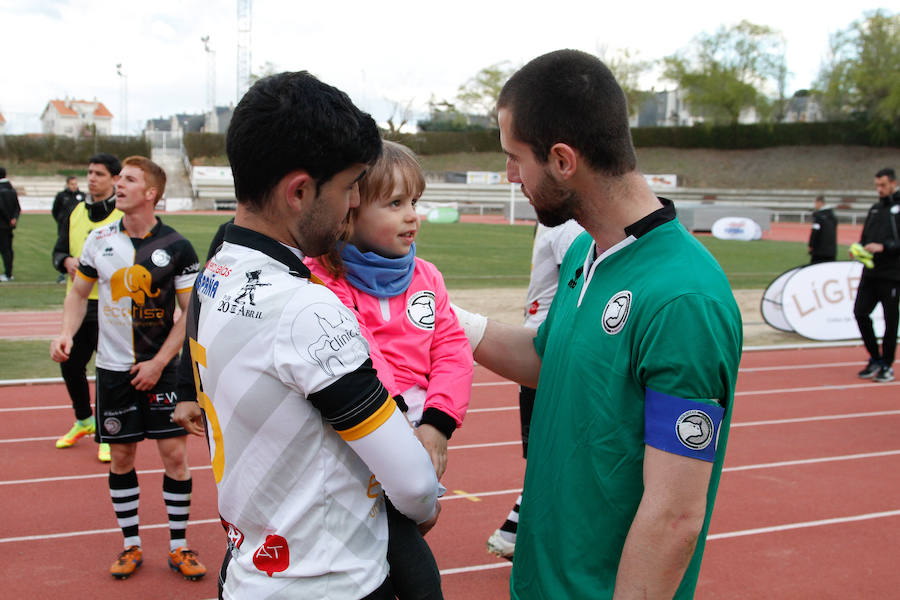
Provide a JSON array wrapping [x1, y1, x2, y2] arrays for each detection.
[[3, 346, 899, 599]]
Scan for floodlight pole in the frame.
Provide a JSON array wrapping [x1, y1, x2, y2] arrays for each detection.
[[115, 63, 128, 136], [201, 35, 216, 112]]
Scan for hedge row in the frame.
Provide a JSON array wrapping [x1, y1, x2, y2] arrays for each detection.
[[630, 121, 878, 148], [179, 120, 893, 162], [0, 135, 151, 163]]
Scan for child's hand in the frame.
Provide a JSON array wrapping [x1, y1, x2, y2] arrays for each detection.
[[415, 424, 448, 479]]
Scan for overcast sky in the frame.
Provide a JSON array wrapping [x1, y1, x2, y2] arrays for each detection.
[[1, 1, 896, 134]]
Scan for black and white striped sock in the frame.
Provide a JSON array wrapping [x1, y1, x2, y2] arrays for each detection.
[[163, 476, 192, 552], [499, 494, 522, 543], [109, 469, 140, 548]]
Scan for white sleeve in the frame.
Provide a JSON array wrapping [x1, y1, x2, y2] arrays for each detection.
[[346, 407, 440, 523]]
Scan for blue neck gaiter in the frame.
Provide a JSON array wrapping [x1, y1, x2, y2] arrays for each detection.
[[340, 242, 416, 298]]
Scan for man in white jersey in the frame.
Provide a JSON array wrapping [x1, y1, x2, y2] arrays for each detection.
[[173, 71, 441, 600], [51, 156, 206, 581]]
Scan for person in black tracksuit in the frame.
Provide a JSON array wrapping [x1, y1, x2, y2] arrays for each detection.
[[52, 176, 86, 233], [854, 168, 900, 382], [0, 166, 21, 281], [808, 196, 837, 264]]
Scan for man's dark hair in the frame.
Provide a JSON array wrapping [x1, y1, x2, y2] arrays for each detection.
[[497, 49, 636, 176], [226, 71, 382, 211], [876, 168, 896, 181], [88, 153, 122, 176], [0, 166, 6, 179], [66, 175, 78, 183]]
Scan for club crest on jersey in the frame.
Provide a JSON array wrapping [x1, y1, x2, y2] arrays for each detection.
[[602, 290, 631, 335], [407, 290, 436, 330], [294, 303, 369, 376], [151, 248, 171, 267], [111, 264, 159, 305], [675, 409, 715, 451]]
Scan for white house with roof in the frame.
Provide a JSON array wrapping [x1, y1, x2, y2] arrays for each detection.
[[40, 98, 113, 138]]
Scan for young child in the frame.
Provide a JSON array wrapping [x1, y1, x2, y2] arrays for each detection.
[[306, 140, 472, 599]]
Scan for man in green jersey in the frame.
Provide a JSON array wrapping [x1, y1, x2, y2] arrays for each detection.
[[457, 50, 742, 599]]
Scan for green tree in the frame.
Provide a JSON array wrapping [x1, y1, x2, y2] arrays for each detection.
[[662, 20, 786, 125], [416, 97, 472, 132], [815, 9, 900, 142], [601, 48, 653, 117], [455, 61, 516, 124]]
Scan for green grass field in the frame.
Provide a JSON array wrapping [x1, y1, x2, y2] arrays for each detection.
[[0, 212, 831, 379]]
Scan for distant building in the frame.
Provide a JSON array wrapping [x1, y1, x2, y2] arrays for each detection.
[[634, 89, 760, 127], [0, 112, 6, 135], [635, 90, 697, 127], [783, 91, 825, 123], [204, 105, 234, 134], [40, 98, 113, 138]]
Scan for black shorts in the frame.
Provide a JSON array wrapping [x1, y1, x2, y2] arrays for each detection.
[[95, 365, 187, 443]]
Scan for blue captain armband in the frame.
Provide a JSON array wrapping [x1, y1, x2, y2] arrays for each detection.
[[644, 388, 724, 462]]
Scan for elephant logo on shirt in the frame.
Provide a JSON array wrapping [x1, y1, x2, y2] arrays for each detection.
[[110, 264, 160, 305]]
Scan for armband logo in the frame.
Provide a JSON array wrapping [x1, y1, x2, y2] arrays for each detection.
[[407, 290, 436, 330], [675, 409, 715, 451], [602, 290, 631, 335]]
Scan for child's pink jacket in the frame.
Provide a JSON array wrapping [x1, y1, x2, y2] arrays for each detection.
[[305, 257, 473, 436]]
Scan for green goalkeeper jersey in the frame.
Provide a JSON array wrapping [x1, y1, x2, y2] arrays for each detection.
[[511, 201, 742, 600]]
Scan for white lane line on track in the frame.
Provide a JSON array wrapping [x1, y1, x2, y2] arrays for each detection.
[[706, 509, 900, 540], [0, 465, 212, 486], [732, 409, 900, 427], [723, 449, 900, 472], [739, 361, 859, 372], [736, 381, 900, 396]]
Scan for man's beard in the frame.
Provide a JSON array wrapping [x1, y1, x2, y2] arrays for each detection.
[[529, 170, 577, 227]]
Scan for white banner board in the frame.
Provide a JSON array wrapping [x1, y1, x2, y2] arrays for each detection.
[[711, 217, 763, 241], [779, 261, 883, 341], [761, 267, 802, 332]]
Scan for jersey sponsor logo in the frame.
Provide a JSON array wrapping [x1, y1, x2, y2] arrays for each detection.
[[102, 246, 114, 256], [110, 264, 160, 305], [196, 271, 220, 299], [220, 517, 245, 551], [233, 270, 271, 306], [104, 417, 123, 435], [293, 303, 369, 377], [147, 391, 177, 405], [151, 248, 171, 267], [206, 260, 232, 277], [253, 534, 290, 577], [407, 290, 436, 330], [602, 290, 631, 335], [675, 409, 715, 451]]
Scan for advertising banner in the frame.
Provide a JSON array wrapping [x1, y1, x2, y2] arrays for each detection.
[[766, 261, 883, 341], [711, 217, 763, 241]]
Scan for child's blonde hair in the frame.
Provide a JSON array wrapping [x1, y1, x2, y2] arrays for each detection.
[[319, 140, 424, 277]]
